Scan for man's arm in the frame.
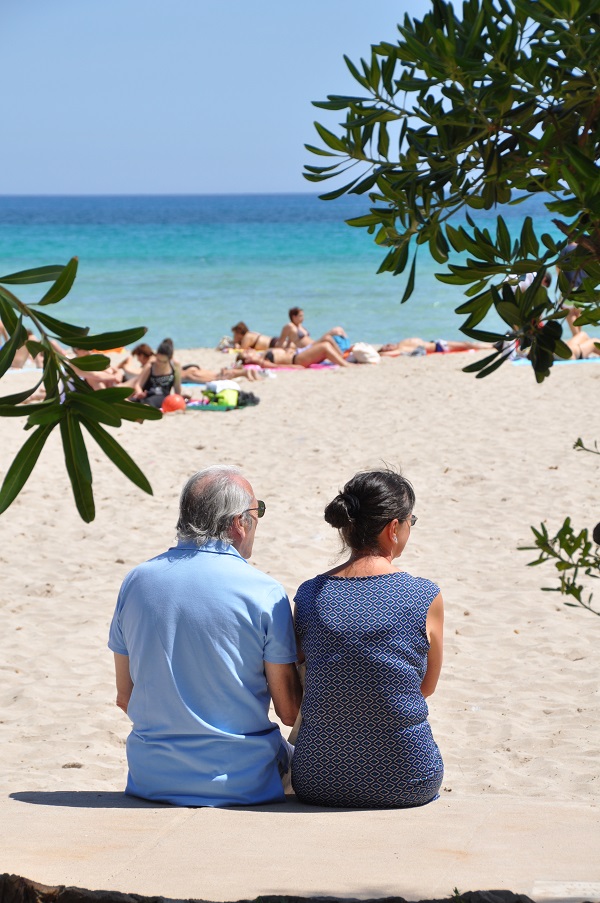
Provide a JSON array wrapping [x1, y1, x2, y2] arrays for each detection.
[[114, 652, 134, 714], [264, 661, 302, 726]]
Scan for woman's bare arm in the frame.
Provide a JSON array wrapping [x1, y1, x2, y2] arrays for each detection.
[[421, 592, 444, 698]]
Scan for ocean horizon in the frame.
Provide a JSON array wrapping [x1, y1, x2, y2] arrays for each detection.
[[0, 192, 563, 350]]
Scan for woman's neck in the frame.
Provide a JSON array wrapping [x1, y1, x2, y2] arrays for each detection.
[[330, 550, 396, 578]]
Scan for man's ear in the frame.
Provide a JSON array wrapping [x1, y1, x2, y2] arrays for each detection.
[[229, 514, 245, 542]]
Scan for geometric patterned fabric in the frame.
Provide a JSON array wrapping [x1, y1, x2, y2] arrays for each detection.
[[292, 571, 444, 808]]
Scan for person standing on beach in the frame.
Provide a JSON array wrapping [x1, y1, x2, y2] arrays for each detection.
[[108, 466, 302, 807]]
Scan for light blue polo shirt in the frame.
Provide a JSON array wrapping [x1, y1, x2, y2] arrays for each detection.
[[108, 538, 297, 807]]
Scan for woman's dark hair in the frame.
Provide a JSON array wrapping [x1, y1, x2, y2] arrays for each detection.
[[231, 321, 248, 336], [324, 470, 415, 554], [132, 343, 154, 358], [157, 338, 174, 358], [288, 306, 302, 320]]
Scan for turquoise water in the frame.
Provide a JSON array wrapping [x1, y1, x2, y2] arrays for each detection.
[[0, 194, 561, 349]]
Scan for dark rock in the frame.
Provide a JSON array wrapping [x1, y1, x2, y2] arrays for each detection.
[[0, 875, 541, 903]]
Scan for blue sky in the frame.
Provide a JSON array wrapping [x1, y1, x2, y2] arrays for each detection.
[[2, 0, 432, 194]]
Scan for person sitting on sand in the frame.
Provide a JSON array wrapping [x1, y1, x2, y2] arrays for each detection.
[[278, 307, 348, 350], [291, 469, 444, 809], [117, 343, 155, 380], [109, 465, 301, 806], [130, 337, 182, 408], [238, 340, 350, 369], [379, 337, 493, 357], [71, 347, 126, 390], [564, 307, 600, 359], [231, 322, 279, 351]]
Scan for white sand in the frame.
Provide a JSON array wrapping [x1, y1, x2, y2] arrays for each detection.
[[1, 349, 599, 809]]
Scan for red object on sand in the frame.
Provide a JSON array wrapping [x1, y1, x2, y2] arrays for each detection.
[[161, 393, 186, 413]]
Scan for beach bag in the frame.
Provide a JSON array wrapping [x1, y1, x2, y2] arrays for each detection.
[[202, 388, 239, 407], [347, 342, 381, 364]]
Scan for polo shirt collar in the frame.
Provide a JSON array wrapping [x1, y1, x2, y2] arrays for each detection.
[[174, 537, 244, 559]]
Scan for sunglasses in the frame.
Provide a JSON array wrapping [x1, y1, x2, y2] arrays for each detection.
[[244, 500, 266, 518]]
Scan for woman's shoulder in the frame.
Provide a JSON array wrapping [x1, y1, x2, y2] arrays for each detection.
[[295, 573, 328, 598], [396, 570, 440, 599]]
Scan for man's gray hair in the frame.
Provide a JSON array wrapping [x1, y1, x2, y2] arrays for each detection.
[[176, 466, 253, 544]]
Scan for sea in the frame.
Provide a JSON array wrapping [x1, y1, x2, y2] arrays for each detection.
[[0, 193, 562, 350]]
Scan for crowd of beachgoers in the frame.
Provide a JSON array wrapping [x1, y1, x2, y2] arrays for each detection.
[[2, 274, 600, 412]]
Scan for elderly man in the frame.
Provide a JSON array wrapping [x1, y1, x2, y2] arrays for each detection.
[[108, 466, 302, 807]]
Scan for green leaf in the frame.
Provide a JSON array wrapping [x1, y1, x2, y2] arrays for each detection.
[[0, 376, 44, 405], [68, 393, 123, 428], [0, 264, 65, 285], [319, 177, 362, 201], [0, 402, 50, 417], [496, 216, 512, 260], [474, 353, 512, 378], [61, 326, 147, 351], [38, 257, 78, 306], [313, 121, 349, 154], [520, 217, 540, 257], [109, 400, 162, 422], [60, 414, 95, 522], [67, 353, 111, 372], [29, 307, 89, 338], [0, 316, 29, 378], [401, 253, 417, 304], [0, 424, 55, 515], [0, 293, 18, 332], [25, 403, 66, 427], [462, 350, 503, 373], [82, 419, 153, 495]]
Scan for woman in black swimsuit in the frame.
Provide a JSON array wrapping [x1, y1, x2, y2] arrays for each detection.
[[130, 338, 182, 408], [231, 322, 278, 351]]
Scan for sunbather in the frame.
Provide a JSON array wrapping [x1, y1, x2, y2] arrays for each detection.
[[379, 337, 492, 357], [238, 341, 349, 369]]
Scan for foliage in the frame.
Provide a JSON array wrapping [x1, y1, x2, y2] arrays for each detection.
[[0, 259, 160, 522], [304, 0, 600, 381], [520, 438, 600, 616]]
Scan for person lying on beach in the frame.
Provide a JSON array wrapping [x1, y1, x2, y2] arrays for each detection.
[[379, 337, 493, 357], [291, 469, 444, 808], [238, 341, 350, 369], [231, 321, 280, 351], [129, 337, 182, 408], [278, 307, 349, 350], [181, 362, 263, 383]]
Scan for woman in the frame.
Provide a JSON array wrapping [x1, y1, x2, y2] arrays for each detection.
[[231, 321, 278, 351], [278, 307, 348, 349], [117, 343, 155, 381], [238, 341, 349, 369], [130, 338, 182, 408], [292, 470, 444, 808]]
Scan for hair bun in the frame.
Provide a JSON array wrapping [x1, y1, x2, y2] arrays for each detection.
[[342, 491, 360, 519]]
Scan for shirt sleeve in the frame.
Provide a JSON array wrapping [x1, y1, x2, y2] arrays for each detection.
[[107, 588, 128, 655], [262, 584, 298, 664]]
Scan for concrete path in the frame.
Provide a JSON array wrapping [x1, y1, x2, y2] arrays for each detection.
[[2, 792, 599, 902]]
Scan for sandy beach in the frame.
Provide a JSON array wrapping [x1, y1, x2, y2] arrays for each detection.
[[1, 349, 599, 898]]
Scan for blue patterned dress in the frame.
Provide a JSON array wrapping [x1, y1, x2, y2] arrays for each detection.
[[292, 571, 443, 808]]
